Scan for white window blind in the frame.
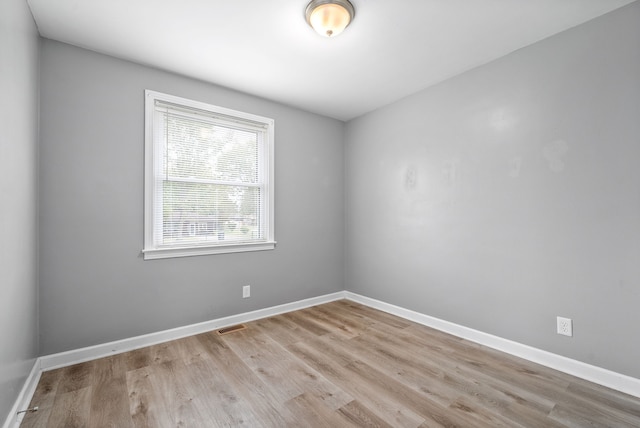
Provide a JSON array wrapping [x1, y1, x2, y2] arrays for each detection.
[[143, 90, 275, 259]]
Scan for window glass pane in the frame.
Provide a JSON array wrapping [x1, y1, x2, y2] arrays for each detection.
[[163, 112, 259, 184], [162, 182, 262, 245]]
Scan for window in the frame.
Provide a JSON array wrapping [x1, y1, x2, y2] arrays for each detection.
[[143, 90, 275, 259]]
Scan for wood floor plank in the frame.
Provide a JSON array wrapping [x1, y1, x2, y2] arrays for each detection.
[[255, 314, 317, 345], [171, 335, 209, 366], [333, 300, 412, 329], [341, 327, 478, 408], [147, 341, 178, 366], [343, 358, 485, 427], [401, 322, 573, 406], [550, 395, 640, 428], [46, 386, 91, 428], [548, 403, 626, 428], [56, 360, 94, 394], [284, 393, 358, 428], [180, 358, 263, 426], [298, 306, 362, 339], [566, 381, 640, 419], [21, 300, 640, 427], [288, 340, 426, 427], [223, 327, 353, 410], [407, 344, 558, 415], [500, 400, 568, 428], [144, 359, 206, 427], [196, 331, 294, 426], [282, 310, 331, 336], [253, 316, 303, 346], [384, 318, 610, 425], [124, 347, 152, 372], [309, 304, 371, 336], [352, 320, 556, 418], [89, 354, 133, 428], [336, 399, 395, 428], [223, 328, 305, 403], [447, 395, 525, 427], [126, 366, 173, 428]]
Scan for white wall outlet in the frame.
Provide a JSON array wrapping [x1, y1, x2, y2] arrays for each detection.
[[557, 316, 573, 337], [242, 285, 250, 298]]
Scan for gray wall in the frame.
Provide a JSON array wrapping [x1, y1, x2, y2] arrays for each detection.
[[0, 0, 40, 421], [39, 40, 345, 355], [345, 2, 640, 378]]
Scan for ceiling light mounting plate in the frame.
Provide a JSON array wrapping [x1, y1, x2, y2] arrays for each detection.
[[305, 0, 355, 38]]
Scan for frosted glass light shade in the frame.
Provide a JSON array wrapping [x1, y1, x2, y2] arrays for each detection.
[[306, 0, 355, 37]]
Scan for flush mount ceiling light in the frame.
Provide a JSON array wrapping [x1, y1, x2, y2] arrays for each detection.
[[305, 0, 355, 37]]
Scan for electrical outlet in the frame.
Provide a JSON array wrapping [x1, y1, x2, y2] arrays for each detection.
[[242, 285, 250, 298], [557, 316, 573, 337]]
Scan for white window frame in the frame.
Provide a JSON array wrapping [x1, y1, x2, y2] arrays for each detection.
[[143, 90, 275, 260]]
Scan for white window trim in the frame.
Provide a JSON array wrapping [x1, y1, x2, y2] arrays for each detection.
[[143, 90, 275, 260]]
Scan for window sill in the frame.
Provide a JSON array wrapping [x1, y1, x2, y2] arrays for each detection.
[[142, 241, 276, 260]]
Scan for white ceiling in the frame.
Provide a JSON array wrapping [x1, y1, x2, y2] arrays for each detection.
[[27, 0, 636, 121]]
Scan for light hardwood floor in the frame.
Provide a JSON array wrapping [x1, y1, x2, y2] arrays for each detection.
[[21, 300, 640, 427]]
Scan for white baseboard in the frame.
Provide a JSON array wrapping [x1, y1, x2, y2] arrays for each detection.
[[8, 289, 639, 428], [40, 291, 346, 371], [2, 359, 41, 428], [345, 291, 640, 399]]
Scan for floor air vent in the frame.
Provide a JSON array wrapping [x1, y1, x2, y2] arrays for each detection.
[[217, 324, 247, 335]]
